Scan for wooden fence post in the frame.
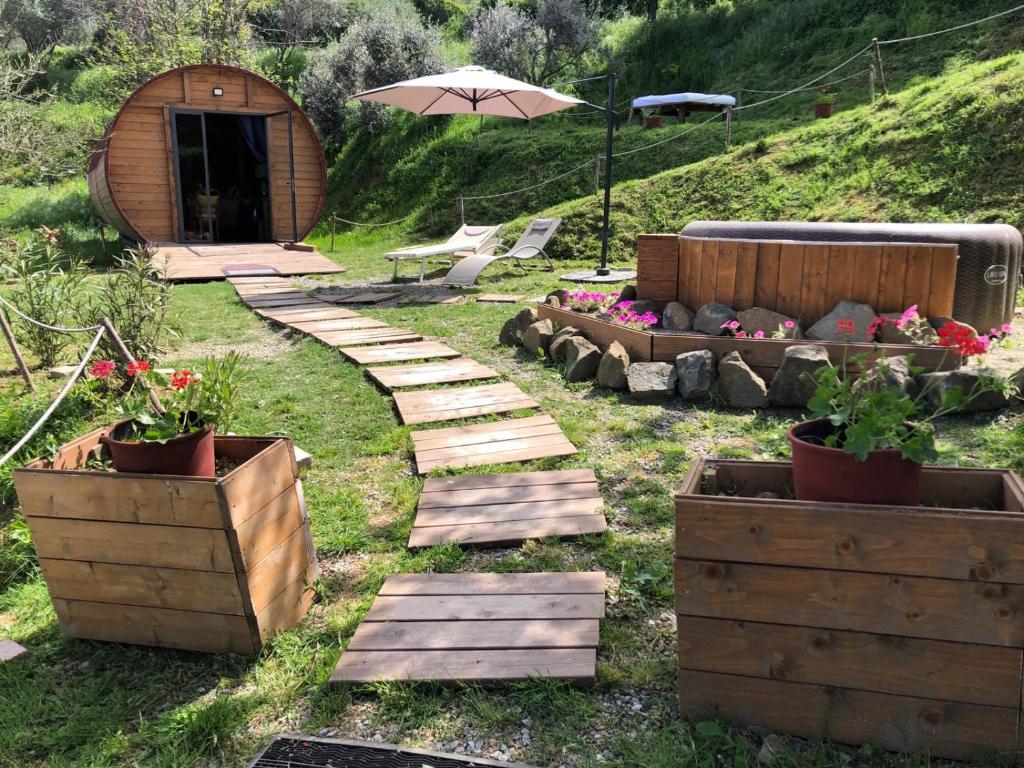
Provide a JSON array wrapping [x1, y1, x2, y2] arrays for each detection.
[[0, 310, 33, 392], [872, 38, 887, 94], [99, 317, 165, 414]]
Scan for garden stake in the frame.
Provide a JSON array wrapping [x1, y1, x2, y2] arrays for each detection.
[[0, 309, 34, 392], [99, 317, 165, 414]]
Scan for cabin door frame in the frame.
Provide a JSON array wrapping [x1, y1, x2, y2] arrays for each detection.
[[169, 107, 292, 244]]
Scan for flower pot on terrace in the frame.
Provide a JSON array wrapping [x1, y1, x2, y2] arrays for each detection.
[[787, 418, 922, 505], [103, 415, 216, 477], [813, 101, 835, 118]]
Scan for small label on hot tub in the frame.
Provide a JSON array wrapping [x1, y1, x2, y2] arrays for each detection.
[[984, 265, 1008, 285]]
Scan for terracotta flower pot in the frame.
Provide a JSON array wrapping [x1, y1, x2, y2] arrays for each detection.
[[787, 418, 922, 505], [103, 418, 216, 477]]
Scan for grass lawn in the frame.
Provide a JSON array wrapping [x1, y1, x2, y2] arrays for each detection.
[[2, 234, 1024, 768]]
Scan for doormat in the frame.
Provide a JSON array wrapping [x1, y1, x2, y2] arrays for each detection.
[[249, 736, 537, 768]]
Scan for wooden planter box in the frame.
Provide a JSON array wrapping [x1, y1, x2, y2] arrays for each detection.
[[537, 303, 957, 380], [14, 430, 319, 655], [674, 459, 1024, 760]]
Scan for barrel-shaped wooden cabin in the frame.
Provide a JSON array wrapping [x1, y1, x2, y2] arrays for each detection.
[[89, 65, 326, 246]]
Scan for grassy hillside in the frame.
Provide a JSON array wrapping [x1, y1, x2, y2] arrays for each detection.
[[325, 0, 1024, 237], [522, 52, 1024, 261]]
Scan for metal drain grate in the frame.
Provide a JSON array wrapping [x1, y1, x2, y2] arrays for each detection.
[[249, 736, 537, 768]]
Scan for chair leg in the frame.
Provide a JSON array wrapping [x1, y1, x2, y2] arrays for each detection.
[[419, 258, 425, 284], [392, 258, 399, 282]]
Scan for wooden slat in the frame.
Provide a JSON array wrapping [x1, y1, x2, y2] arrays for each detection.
[[332, 648, 597, 684], [409, 514, 606, 548], [926, 245, 959, 318], [752, 242, 781, 308], [676, 492, 1024, 583], [380, 572, 606, 595], [254, 560, 317, 642], [367, 358, 498, 391], [674, 560, 1024, 647], [52, 598, 255, 655], [697, 239, 719, 308], [416, 498, 604, 526], [245, 525, 312, 613], [850, 243, 883, 307], [775, 243, 804, 318], [420, 480, 599, 508], [232, 485, 303, 571], [903, 244, 934, 312], [878, 244, 909, 311], [824, 244, 857, 311], [677, 616, 1021, 707], [259, 308, 361, 323], [422, 469, 596, 493], [411, 415, 576, 473], [348, 619, 599, 651], [733, 241, 758, 309], [288, 317, 388, 333], [219, 438, 298, 528], [39, 558, 245, 614], [714, 240, 738, 305], [799, 243, 829, 322], [310, 328, 423, 347], [27, 517, 235, 572], [339, 342, 462, 365], [677, 669, 1019, 760]]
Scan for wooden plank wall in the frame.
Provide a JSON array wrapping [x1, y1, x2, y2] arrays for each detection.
[[674, 459, 1024, 760], [636, 236, 958, 326]]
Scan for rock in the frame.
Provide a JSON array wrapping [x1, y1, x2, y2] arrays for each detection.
[[627, 362, 678, 400], [737, 307, 801, 338], [663, 302, 695, 331], [596, 341, 630, 389], [48, 365, 77, 379], [855, 355, 918, 396], [548, 326, 583, 362], [718, 351, 768, 408], [878, 312, 938, 345], [693, 302, 737, 336], [0, 639, 27, 663], [293, 446, 313, 470], [768, 345, 830, 407], [499, 307, 538, 347], [545, 289, 567, 307], [618, 285, 638, 302], [675, 350, 714, 400], [1012, 366, 1024, 400], [564, 337, 602, 382], [757, 734, 786, 766], [522, 319, 555, 355], [917, 367, 1010, 413], [807, 300, 876, 342]]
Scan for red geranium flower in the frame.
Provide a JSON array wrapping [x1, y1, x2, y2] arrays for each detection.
[[836, 319, 856, 336], [937, 321, 989, 358], [126, 360, 151, 377], [867, 316, 887, 337], [89, 360, 116, 379], [170, 370, 193, 390]]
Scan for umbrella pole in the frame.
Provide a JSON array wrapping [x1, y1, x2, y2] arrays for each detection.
[[598, 72, 616, 276]]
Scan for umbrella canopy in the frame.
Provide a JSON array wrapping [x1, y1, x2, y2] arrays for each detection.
[[351, 65, 585, 119]]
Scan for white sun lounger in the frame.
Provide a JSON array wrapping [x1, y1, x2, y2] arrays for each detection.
[[384, 224, 502, 283], [442, 218, 560, 287]]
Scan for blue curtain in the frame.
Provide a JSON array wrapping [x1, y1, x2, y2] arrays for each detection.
[[237, 116, 267, 164]]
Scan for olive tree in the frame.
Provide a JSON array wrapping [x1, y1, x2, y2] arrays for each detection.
[[469, 0, 597, 85], [0, 0, 99, 51], [299, 4, 445, 146]]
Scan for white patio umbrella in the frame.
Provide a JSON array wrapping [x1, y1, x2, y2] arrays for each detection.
[[353, 65, 629, 281], [351, 65, 585, 119]]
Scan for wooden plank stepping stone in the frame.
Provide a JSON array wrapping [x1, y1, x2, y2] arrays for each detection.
[[288, 317, 388, 334], [330, 572, 604, 685], [396, 293, 466, 305], [255, 306, 360, 323], [327, 291, 401, 305], [243, 296, 322, 309], [338, 341, 462, 365], [310, 327, 423, 347], [409, 469, 606, 548], [393, 382, 539, 425], [476, 294, 524, 303], [367, 357, 498, 391], [411, 414, 576, 473]]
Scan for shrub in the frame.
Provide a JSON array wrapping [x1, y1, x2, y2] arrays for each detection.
[[2, 234, 91, 368], [299, 4, 446, 147], [0, 0, 99, 52], [82, 246, 176, 363]]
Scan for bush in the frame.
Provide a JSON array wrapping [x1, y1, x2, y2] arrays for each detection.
[[1, 234, 91, 368], [82, 246, 176, 363], [299, 4, 446, 147]]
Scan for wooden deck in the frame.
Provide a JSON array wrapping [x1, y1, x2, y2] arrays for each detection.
[[155, 243, 345, 282], [331, 572, 604, 685], [409, 469, 606, 548]]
